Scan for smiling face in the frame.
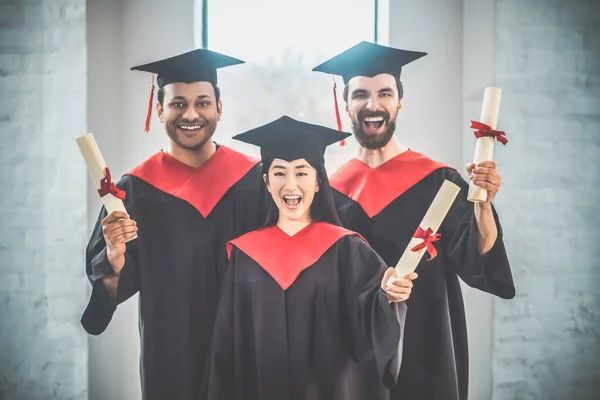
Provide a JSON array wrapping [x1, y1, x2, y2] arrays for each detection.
[[345, 73, 402, 149], [157, 81, 222, 151], [264, 158, 319, 226]]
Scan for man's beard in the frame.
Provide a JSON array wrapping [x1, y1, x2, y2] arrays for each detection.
[[165, 117, 215, 151], [351, 108, 397, 150]]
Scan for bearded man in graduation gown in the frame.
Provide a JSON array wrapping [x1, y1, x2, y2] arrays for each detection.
[[80, 49, 262, 400], [312, 41, 515, 400]]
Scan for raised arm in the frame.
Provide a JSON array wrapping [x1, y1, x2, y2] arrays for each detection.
[[440, 168, 515, 299]]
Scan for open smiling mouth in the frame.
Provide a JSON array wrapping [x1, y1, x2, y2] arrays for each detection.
[[283, 195, 301, 209], [177, 123, 206, 134], [362, 116, 385, 130]]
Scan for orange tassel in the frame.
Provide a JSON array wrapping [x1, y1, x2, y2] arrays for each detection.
[[332, 77, 346, 146], [144, 74, 156, 134]]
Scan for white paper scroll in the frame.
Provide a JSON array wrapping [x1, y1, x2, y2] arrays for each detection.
[[76, 132, 137, 242], [388, 180, 461, 284], [468, 87, 502, 202]]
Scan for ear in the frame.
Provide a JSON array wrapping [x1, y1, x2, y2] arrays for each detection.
[[156, 101, 164, 122], [263, 173, 270, 193], [217, 99, 223, 121], [345, 103, 350, 117], [397, 99, 402, 112]]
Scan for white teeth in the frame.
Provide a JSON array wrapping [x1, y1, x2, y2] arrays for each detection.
[[364, 117, 384, 122], [283, 195, 301, 200], [179, 125, 203, 130]]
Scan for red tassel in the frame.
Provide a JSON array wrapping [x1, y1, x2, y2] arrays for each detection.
[[144, 74, 156, 134], [332, 77, 346, 146]]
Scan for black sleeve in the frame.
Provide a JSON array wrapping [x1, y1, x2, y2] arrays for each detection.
[[80, 177, 141, 335], [339, 236, 408, 388], [438, 168, 515, 299], [206, 249, 238, 400]]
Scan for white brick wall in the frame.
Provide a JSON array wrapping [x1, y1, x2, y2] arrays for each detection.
[[0, 0, 88, 399], [493, 0, 600, 399]]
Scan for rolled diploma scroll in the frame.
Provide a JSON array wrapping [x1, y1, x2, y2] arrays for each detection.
[[76, 132, 137, 242], [468, 87, 502, 202], [387, 179, 461, 285]]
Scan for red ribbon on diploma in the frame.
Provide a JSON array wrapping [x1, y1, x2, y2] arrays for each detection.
[[411, 226, 441, 261], [470, 120, 508, 145], [98, 167, 126, 200]]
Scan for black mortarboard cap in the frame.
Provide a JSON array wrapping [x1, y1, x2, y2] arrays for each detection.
[[233, 116, 351, 163], [130, 48, 244, 133], [130, 48, 244, 87], [312, 41, 427, 85]]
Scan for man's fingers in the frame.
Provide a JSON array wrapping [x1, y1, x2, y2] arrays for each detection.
[[112, 231, 138, 244], [404, 272, 418, 281], [471, 166, 498, 175], [102, 211, 130, 224], [103, 219, 137, 246], [470, 181, 498, 193], [470, 173, 501, 186], [386, 284, 412, 295], [476, 161, 497, 169], [389, 279, 413, 289], [471, 176, 501, 187], [109, 225, 138, 239], [108, 230, 138, 246], [102, 218, 136, 233]]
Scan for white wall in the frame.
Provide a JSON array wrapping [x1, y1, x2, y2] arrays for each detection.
[[491, 0, 600, 398], [388, 0, 464, 167], [462, 0, 498, 398], [86, 1, 139, 398], [0, 0, 89, 398]]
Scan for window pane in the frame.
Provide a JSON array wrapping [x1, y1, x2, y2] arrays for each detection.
[[206, 0, 374, 66]]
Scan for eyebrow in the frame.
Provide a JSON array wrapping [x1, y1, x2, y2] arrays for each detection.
[[351, 87, 395, 96], [351, 89, 368, 97], [271, 164, 310, 170], [170, 95, 211, 101]]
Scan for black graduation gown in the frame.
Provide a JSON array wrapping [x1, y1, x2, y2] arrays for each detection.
[[80, 145, 262, 400], [207, 222, 407, 400], [330, 150, 515, 400]]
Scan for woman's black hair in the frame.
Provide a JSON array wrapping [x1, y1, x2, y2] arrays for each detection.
[[258, 157, 341, 228]]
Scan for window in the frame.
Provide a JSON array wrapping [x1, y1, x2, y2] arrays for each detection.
[[195, 0, 386, 169]]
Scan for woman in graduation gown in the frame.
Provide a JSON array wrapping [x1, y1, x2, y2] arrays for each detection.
[[206, 116, 418, 400]]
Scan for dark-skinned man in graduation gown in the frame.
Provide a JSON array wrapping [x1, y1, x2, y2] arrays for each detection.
[[312, 41, 516, 400], [80, 49, 262, 400]]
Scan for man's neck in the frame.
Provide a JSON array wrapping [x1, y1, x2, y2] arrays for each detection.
[[167, 140, 217, 169], [357, 138, 409, 168]]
